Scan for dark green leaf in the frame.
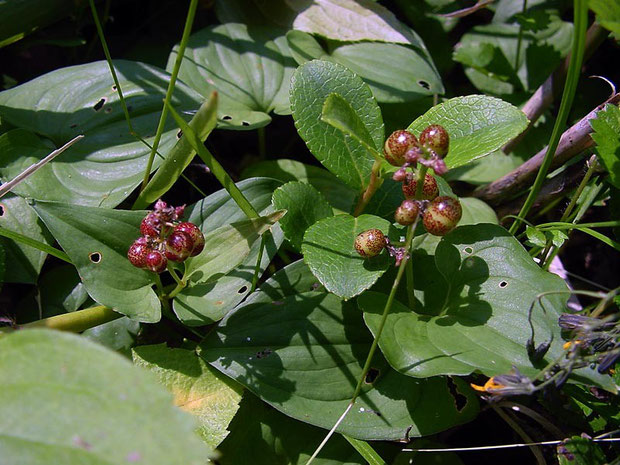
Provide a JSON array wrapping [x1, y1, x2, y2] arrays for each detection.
[[590, 0, 620, 37], [0, 329, 211, 464], [83, 317, 139, 352], [557, 436, 606, 465], [590, 103, 620, 188]]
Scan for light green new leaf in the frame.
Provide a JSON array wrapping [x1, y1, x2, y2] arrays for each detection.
[[272, 182, 333, 252], [200, 292, 478, 440], [408, 95, 529, 168], [525, 225, 547, 247], [589, 0, 620, 38], [0, 194, 53, 283], [168, 23, 296, 130], [0, 330, 211, 464], [134, 91, 218, 209], [291, 60, 384, 191], [32, 201, 160, 323], [132, 344, 243, 449], [590, 103, 620, 188], [0, 60, 203, 207], [302, 214, 391, 299], [361, 224, 616, 390]]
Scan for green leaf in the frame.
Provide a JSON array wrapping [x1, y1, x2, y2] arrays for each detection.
[[301, 214, 391, 299], [525, 225, 547, 247], [173, 178, 285, 325], [0, 60, 203, 207], [272, 182, 333, 252], [590, 103, 620, 188], [287, 31, 443, 103], [0, 194, 53, 283], [132, 344, 243, 449], [134, 91, 218, 209], [557, 436, 607, 465], [360, 224, 614, 388], [168, 23, 296, 130], [0, 242, 4, 289], [242, 159, 357, 214], [218, 393, 362, 465], [200, 292, 478, 440], [408, 95, 529, 168], [290, 60, 384, 191], [550, 229, 569, 248], [32, 201, 161, 323], [590, 0, 620, 38], [83, 317, 139, 352], [0, 330, 210, 464]]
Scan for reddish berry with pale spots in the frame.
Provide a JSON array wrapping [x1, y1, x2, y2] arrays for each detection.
[[419, 124, 449, 158], [402, 173, 439, 200], [174, 222, 205, 256], [423, 196, 462, 236], [165, 231, 194, 262], [145, 250, 168, 273], [384, 130, 418, 167], [127, 237, 151, 269], [395, 199, 420, 225], [140, 212, 162, 237], [354, 229, 386, 257]]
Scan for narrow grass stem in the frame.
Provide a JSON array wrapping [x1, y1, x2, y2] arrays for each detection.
[[0, 227, 71, 263], [514, 0, 528, 72], [509, 0, 588, 234]]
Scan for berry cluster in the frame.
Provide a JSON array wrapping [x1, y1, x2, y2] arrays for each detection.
[[127, 199, 205, 273]]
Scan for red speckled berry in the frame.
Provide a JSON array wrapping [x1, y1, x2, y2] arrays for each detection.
[[145, 250, 168, 273], [174, 222, 205, 256], [423, 196, 462, 236], [127, 237, 151, 269], [165, 231, 194, 262], [140, 212, 161, 237], [419, 124, 449, 158], [354, 229, 386, 257], [402, 173, 439, 200], [384, 130, 418, 167], [395, 199, 420, 225]]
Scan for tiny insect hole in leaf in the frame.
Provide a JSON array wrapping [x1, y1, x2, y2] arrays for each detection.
[[241, 121, 250, 127], [499, 280, 508, 288], [418, 80, 430, 90], [176, 129, 183, 139], [0, 204, 5, 217], [112, 85, 117, 90], [93, 98, 106, 111], [238, 285, 248, 294], [222, 115, 232, 121], [105, 107, 112, 114], [365, 367, 380, 384], [89, 252, 102, 263], [464, 247, 473, 254]]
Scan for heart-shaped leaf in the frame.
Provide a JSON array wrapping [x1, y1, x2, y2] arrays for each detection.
[[407, 95, 529, 169], [287, 30, 443, 103], [0, 60, 203, 207], [200, 291, 478, 440], [360, 224, 615, 390], [291, 60, 384, 191], [32, 201, 160, 323], [168, 23, 296, 130], [302, 214, 391, 299], [132, 344, 243, 449], [0, 329, 211, 464], [272, 181, 333, 251], [0, 194, 53, 283]]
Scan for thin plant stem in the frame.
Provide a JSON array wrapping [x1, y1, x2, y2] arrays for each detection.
[[140, 0, 199, 192], [0, 305, 121, 335], [0, 227, 71, 264], [491, 404, 546, 465], [251, 233, 267, 293], [514, 0, 528, 72], [509, 0, 588, 234], [353, 160, 383, 217], [167, 264, 184, 286], [343, 435, 387, 465]]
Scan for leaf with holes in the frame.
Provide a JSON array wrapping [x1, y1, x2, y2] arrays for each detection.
[[218, 393, 362, 465], [287, 30, 443, 103], [291, 60, 384, 191], [360, 224, 615, 390], [0, 60, 203, 207], [200, 291, 478, 440], [32, 201, 160, 323], [0, 194, 53, 284], [168, 23, 296, 130], [132, 344, 243, 449], [242, 159, 356, 214], [407, 95, 528, 169], [302, 214, 392, 300], [172, 179, 285, 325], [272, 181, 333, 252], [0, 329, 211, 464]]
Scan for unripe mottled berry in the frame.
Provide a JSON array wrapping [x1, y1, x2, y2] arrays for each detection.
[[395, 199, 420, 225], [354, 229, 386, 257], [402, 173, 439, 200], [384, 130, 418, 167], [175, 222, 205, 256], [419, 124, 449, 158], [392, 167, 407, 182], [165, 231, 194, 262], [145, 250, 168, 273], [423, 196, 462, 236], [127, 237, 151, 269]]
